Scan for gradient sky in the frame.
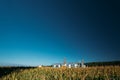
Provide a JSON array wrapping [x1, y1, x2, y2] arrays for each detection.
[[0, 0, 120, 66]]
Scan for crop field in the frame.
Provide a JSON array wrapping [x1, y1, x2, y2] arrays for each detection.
[[0, 66, 120, 80]]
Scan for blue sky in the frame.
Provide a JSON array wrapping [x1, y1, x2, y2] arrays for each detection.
[[0, 0, 120, 66]]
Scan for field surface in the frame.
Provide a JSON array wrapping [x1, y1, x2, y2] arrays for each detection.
[[0, 66, 120, 80]]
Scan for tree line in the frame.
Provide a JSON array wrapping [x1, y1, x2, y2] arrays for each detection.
[[85, 61, 120, 67]]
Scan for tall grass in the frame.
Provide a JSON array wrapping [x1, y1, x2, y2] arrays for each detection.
[[0, 66, 120, 80]]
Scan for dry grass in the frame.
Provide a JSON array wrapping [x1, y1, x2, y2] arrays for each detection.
[[0, 66, 120, 80]]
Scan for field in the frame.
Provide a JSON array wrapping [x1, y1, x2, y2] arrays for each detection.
[[0, 66, 120, 80]]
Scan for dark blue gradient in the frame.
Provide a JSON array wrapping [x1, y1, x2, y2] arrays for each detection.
[[0, 0, 120, 66]]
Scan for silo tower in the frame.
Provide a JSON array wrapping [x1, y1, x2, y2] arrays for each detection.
[[63, 58, 67, 67], [81, 59, 84, 67]]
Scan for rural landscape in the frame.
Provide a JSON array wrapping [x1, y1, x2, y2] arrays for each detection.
[[0, 0, 120, 80], [0, 61, 120, 80]]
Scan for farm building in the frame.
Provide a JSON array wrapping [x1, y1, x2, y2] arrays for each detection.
[[53, 59, 86, 68], [38, 65, 42, 68]]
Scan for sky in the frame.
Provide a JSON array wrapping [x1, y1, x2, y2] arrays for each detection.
[[0, 0, 120, 66]]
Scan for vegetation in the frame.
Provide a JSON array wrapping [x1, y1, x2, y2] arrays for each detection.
[[85, 61, 120, 67], [0, 66, 35, 78], [0, 66, 120, 80]]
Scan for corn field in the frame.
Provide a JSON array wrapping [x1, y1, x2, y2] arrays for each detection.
[[0, 66, 120, 80]]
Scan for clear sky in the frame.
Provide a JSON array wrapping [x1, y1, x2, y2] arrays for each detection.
[[0, 0, 120, 66]]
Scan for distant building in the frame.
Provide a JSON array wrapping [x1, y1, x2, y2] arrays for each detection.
[[53, 63, 62, 68], [53, 59, 86, 68], [68, 64, 71, 68], [74, 63, 78, 68], [81, 59, 86, 68], [53, 64, 56, 68], [63, 58, 67, 67], [53, 62, 80, 68], [38, 65, 42, 68]]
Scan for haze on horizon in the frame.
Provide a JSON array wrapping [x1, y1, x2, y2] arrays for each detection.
[[0, 0, 120, 66]]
